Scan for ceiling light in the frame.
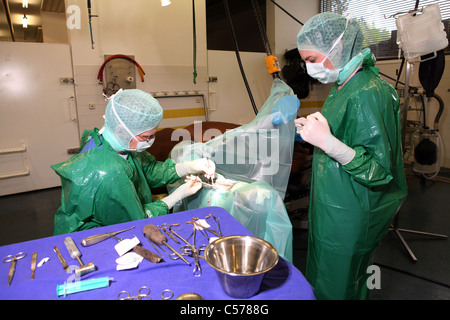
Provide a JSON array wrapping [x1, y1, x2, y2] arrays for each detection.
[[22, 0, 28, 8], [161, 0, 171, 6], [22, 14, 28, 28]]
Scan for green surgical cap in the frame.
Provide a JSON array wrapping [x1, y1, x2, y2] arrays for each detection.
[[103, 89, 163, 151], [297, 12, 363, 69]]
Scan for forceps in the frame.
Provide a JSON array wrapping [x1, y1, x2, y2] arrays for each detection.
[[169, 224, 204, 277], [179, 244, 206, 257], [191, 217, 221, 239], [170, 244, 206, 261], [205, 214, 223, 237], [118, 286, 151, 300], [3, 252, 27, 286], [187, 222, 204, 277]]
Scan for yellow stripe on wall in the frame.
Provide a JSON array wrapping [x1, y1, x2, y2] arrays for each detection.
[[157, 126, 186, 131], [300, 101, 325, 109], [163, 107, 205, 119]]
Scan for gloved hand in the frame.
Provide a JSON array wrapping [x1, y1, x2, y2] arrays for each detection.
[[175, 158, 216, 180], [161, 179, 202, 209], [294, 112, 355, 165]]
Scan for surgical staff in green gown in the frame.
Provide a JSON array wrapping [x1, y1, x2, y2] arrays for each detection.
[[295, 13, 408, 299], [52, 89, 215, 235]]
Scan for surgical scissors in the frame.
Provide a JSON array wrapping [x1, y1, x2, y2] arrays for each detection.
[[3, 252, 26, 286], [118, 286, 151, 300]]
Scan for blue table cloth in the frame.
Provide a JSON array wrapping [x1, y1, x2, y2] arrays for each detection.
[[0, 206, 315, 300]]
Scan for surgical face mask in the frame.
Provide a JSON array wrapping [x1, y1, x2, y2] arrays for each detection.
[[134, 136, 155, 152], [306, 60, 342, 84], [305, 18, 349, 84]]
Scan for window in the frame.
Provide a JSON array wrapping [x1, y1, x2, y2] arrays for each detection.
[[321, 0, 450, 59]]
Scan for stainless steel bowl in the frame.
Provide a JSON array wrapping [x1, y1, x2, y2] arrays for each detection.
[[205, 235, 279, 298]]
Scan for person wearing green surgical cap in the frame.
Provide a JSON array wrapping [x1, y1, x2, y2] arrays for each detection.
[[295, 13, 407, 300], [51, 89, 215, 235]]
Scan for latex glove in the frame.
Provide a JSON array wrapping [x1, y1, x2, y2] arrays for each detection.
[[161, 179, 202, 209], [175, 158, 216, 179], [294, 112, 355, 165]]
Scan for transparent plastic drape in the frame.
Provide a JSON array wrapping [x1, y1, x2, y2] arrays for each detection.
[[168, 79, 300, 262]]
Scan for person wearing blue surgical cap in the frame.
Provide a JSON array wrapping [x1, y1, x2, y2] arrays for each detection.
[[295, 13, 408, 300], [52, 89, 215, 235]]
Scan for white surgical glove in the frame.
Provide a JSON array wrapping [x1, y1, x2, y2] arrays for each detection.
[[295, 112, 355, 165], [161, 180, 202, 209], [175, 158, 216, 179]]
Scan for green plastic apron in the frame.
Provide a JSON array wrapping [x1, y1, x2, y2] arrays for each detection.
[[306, 65, 408, 299], [52, 128, 180, 235]]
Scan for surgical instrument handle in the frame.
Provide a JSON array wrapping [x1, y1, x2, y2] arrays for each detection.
[[133, 245, 163, 264], [143, 224, 191, 266], [31, 252, 37, 280], [81, 226, 135, 246], [143, 224, 167, 244], [53, 246, 69, 272], [64, 237, 83, 263]]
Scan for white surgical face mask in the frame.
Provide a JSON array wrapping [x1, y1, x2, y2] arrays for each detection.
[[133, 136, 155, 152], [305, 18, 349, 84], [306, 60, 341, 84]]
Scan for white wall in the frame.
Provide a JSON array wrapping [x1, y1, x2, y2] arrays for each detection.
[[67, 0, 207, 67], [66, 0, 209, 135], [206, 51, 273, 124]]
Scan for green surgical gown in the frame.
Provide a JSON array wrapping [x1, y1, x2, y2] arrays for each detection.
[[306, 66, 408, 300], [51, 128, 180, 235]]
